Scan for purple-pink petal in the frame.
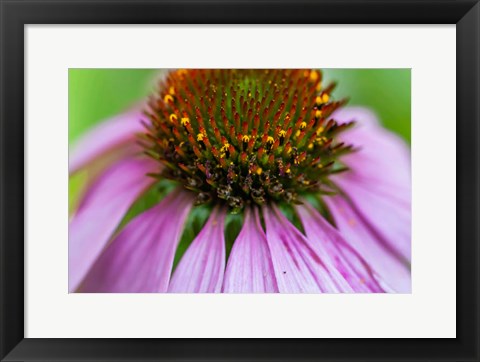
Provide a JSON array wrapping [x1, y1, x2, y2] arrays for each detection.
[[335, 176, 411, 261], [69, 109, 146, 174], [69, 157, 156, 292], [296, 202, 386, 293], [168, 207, 226, 293], [223, 208, 278, 293], [335, 107, 410, 189], [333, 107, 411, 262], [78, 190, 193, 292], [324, 195, 411, 292], [263, 205, 352, 293]]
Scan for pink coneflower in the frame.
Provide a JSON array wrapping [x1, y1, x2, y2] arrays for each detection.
[[69, 69, 411, 293]]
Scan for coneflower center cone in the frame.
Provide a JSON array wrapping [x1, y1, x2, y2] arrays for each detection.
[[143, 69, 354, 213]]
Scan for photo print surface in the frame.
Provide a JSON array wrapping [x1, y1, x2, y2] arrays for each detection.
[[69, 69, 411, 293]]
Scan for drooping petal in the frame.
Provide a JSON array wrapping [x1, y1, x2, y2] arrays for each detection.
[[333, 107, 411, 261], [223, 208, 278, 293], [335, 176, 411, 261], [335, 107, 410, 192], [324, 195, 411, 292], [69, 157, 156, 292], [69, 109, 146, 174], [79, 190, 193, 292], [168, 207, 226, 293], [296, 202, 386, 293], [263, 205, 353, 293]]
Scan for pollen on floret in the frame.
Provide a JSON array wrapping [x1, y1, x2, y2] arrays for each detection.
[[220, 142, 230, 152], [164, 94, 174, 104], [309, 70, 319, 82], [144, 69, 353, 212]]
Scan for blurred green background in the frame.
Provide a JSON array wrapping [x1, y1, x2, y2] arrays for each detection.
[[69, 69, 411, 144]]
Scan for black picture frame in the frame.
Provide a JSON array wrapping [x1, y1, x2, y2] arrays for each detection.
[[1, 0, 479, 361]]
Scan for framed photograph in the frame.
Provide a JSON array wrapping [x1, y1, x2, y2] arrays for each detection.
[[1, 0, 478, 361]]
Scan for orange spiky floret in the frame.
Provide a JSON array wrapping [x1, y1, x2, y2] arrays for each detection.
[[144, 69, 354, 212]]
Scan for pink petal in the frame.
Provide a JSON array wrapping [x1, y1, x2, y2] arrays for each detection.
[[69, 157, 156, 292], [263, 205, 353, 293], [324, 195, 411, 292], [335, 107, 410, 196], [168, 207, 226, 293], [79, 190, 193, 292], [69, 109, 146, 174], [333, 107, 411, 261], [223, 208, 278, 293], [335, 176, 411, 261], [296, 202, 387, 293]]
